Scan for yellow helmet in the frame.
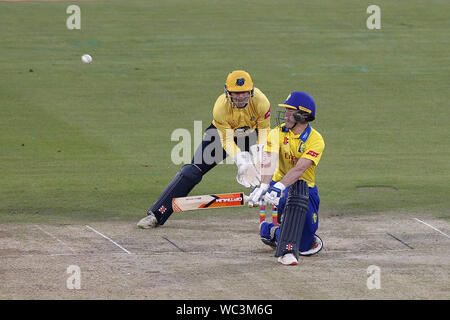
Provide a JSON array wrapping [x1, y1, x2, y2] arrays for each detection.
[[224, 70, 254, 108], [225, 70, 254, 92]]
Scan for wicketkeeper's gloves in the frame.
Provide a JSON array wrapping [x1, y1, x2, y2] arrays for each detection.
[[234, 151, 260, 188]]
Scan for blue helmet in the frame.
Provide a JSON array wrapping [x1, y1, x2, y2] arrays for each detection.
[[278, 91, 316, 122]]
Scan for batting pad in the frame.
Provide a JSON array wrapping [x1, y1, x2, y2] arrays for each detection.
[[274, 180, 309, 259], [151, 164, 203, 225]]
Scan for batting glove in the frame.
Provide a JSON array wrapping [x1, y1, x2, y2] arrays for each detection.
[[264, 182, 286, 206], [234, 152, 260, 188], [247, 183, 269, 207]]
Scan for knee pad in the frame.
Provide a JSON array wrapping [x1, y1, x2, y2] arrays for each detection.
[[151, 164, 203, 225], [180, 164, 203, 184]]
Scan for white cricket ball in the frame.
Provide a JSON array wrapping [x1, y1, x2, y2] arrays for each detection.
[[81, 54, 93, 64]]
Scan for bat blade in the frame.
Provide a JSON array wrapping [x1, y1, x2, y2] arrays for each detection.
[[172, 193, 246, 212]]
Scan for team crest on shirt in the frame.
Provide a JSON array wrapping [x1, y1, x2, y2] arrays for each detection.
[[298, 143, 306, 153], [284, 137, 288, 145]]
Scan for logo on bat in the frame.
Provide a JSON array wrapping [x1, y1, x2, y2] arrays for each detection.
[[216, 197, 243, 203]]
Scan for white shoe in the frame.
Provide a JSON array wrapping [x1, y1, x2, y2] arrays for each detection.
[[137, 212, 158, 229], [299, 235, 323, 256], [277, 253, 298, 266]]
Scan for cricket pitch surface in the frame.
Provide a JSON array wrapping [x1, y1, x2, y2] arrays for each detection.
[[1, 212, 449, 299]]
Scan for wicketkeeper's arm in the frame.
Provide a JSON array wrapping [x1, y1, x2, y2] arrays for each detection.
[[260, 151, 278, 184], [247, 151, 278, 206]]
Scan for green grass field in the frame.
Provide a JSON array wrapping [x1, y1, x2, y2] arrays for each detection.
[[1, 0, 449, 223]]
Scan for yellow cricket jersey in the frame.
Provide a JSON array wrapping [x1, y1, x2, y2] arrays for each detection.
[[211, 87, 271, 158], [264, 124, 325, 187]]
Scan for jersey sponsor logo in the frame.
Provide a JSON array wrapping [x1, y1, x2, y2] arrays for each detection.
[[307, 150, 319, 157], [284, 152, 298, 165], [264, 107, 271, 119]]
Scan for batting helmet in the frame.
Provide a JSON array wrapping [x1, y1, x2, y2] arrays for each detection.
[[278, 91, 316, 122]]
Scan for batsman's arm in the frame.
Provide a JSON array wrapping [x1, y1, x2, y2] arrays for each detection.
[[278, 137, 324, 188], [279, 158, 314, 188]]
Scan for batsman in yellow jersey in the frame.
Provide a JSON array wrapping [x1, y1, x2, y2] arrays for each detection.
[[248, 91, 325, 265], [137, 70, 271, 228]]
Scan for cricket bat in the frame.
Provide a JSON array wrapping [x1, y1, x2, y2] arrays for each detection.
[[172, 193, 247, 212]]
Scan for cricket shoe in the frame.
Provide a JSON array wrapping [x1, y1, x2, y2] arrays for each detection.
[[277, 253, 298, 266], [299, 235, 323, 256], [137, 212, 158, 229]]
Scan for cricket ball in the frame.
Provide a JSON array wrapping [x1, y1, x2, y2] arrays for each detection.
[[81, 54, 93, 64]]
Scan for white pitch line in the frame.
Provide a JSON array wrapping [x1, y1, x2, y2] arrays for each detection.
[[86, 225, 132, 254], [414, 218, 450, 239], [35, 225, 75, 253]]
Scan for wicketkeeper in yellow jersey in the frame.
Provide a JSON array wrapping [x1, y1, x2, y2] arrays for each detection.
[[137, 70, 271, 228], [248, 91, 325, 265]]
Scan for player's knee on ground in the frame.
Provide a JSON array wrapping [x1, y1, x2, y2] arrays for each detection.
[[299, 211, 319, 252], [260, 222, 275, 239], [260, 222, 278, 248]]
